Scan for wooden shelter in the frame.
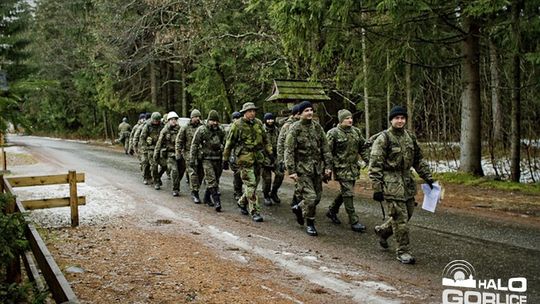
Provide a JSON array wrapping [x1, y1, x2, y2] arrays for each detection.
[[265, 79, 331, 103]]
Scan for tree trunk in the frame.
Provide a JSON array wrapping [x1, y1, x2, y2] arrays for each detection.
[[510, 0, 523, 182], [150, 61, 158, 106], [489, 39, 503, 144], [459, 17, 484, 176], [214, 62, 234, 116], [181, 65, 187, 118], [102, 110, 109, 141], [386, 54, 391, 128], [405, 53, 413, 131], [361, 27, 370, 137]]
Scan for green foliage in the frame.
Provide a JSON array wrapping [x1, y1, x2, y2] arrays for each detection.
[[434, 172, 540, 194], [0, 194, 28, 266]]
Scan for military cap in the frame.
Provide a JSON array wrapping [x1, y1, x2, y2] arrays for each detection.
[[151, 112, 162, 121], [145, 112, 152, 119], [240, 102, 258, 113], [297, 101, 313, 114], [291, 104, 300, 115], [263, 113, 274, 121], [389, 105, 408, 120], [207, 110, 220, 122], [232, 111, 242, 119], [338, 109, 352, 123], [139, 113, 146, 119], [122, 117, 128, 122], [191, 109, 201, 118]]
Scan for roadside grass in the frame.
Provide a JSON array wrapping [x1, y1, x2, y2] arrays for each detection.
[[433, 172, 540, 195]]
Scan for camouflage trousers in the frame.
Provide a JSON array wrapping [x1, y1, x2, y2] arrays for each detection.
[[141, 149, 152, 182], [238, 164, 261, 215], [377, 199, 415, 255], [165, 152, 183, 191], [202, 159, 222, 190], [231, 163, 243, 198], [261, 166, 284, 197], [149, 150, 167, 185], [186, 156, 204, 192], [296, 174, 323, 220], [119, 132, 130, 153], [328, 180, 359, 225]]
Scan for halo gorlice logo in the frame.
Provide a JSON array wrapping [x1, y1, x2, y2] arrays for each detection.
[[442, 260, 528, 304]]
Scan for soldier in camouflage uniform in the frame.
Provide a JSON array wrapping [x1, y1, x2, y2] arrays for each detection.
[[229, 111, 243, 201], [128, 113, 146, 155], [326, 109, 370, 233], [261, 112, 284, 206], [285, 101, 332, 236], [190, 110, 226, 211], [176, 109, 203, 203], [368, 105, 434, 264], [117, 117, 132, 154], [277, 104, 301, 206], [131, 113, 151, 179], [139, 112, 164, 187], [155, 111, 182, 196], [223, 102, 272, 222]]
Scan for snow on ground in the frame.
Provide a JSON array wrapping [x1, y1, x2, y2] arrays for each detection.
[[15, 183, 135, 228]]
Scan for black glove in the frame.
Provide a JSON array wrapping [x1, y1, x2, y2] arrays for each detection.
[[129, 149, 134, 155], [426, 179, 435, 190], [223, 161, 229, 171], [277, 162, 285, 173], [373, 192, 384, 202]]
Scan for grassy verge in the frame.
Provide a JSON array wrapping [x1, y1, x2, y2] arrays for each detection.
[[433, 172, 540, 195]]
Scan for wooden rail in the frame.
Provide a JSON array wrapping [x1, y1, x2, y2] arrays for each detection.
[[2, 171, 82, 303]]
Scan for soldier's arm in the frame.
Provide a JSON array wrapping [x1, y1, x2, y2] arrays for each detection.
[[276, 125, 288, 164], [412, 135, 433, 182], [154, 127, 166, 154], [175, 127, 185, 156], [368, 135, 387, 193], [319, 125, 333, 171], [262, 124, 273, 156], [138, 125, 148, 149], [357, 130, 370, 163], [190, 127, 202, 162], [222, 123, 237, 161], [284, 126, 297, 175]]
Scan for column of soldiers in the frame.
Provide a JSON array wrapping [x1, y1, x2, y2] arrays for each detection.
[[123, 103, 434, 264]]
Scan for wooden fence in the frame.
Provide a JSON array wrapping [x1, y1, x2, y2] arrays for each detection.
[[1, 171, 84, 303]]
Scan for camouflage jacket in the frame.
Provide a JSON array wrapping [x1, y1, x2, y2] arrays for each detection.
[[191, 124, 226, 161], [129, 121, 144, 151], [155, 123, 181, 158], [223, 117, 272, 167], [139, 122, 163, 152], [327, 125, 369, 181], [368, 127, 433, 201], [285, 119, 332, 176], [263, 124, 280, 166], [118, 122, 131, 134], [175, 121, 202, 160], [276, 116, 298, 164]]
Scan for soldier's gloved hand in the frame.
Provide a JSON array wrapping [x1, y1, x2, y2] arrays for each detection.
[[277, 162, 285, 173], [129, 149, 134, 155], [426, 179, 435, 190], [222, 160, 230, 171], [373, 192, 384, 202]]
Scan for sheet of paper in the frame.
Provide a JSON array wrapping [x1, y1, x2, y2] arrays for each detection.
[[421, 182, 442, 213]]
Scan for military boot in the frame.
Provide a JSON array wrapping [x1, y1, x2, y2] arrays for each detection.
[[397, 253, 416, 264], [270, 190, 281, 204], [263, 194, 273, 206], [326, 210, 341, 224], [172, 190, 179, 197], [204, 190, 213, 207], [211, 189, 222, 212], [191, 191, 201, 204], [154, 183, 161, 190], [351, 222, 366, 233], [306, 219, 318, 236], [238, 205, 249, 215], [291, 204, 304, 225], [252, 213, 263, 222], [374, 225, 391, 249]]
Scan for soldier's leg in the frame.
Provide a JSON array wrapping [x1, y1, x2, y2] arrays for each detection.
[[240, 167, 261, 220], [327, 180, 345, 224], [210, 160, 223, 211], [341, 180, 359, 225], [123, 136, 130, 154], [141, 151, 151, 184], [261, 167, 272, 205], [149, 151, 161, 188], [270, 169, 284, 204], [167, 155, 179, 195], [388, 200, 412, 258], [231, 164, 243, 200], [177, 157, 186, 184], [202, 160, 217, 207], [300, 175, 320, 236]]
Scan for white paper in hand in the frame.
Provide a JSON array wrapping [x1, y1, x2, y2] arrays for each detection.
[[421, 182, 442, 213]]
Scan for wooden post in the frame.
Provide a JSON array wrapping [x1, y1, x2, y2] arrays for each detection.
[[0, 174, 4, 193], [2, 148, 6, 171], [6, 195, 22, 283], [68, 171, 79, 227]]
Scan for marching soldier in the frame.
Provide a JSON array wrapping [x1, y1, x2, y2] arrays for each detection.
[[223, 102, 272, 222], [190, 110, 226, 211], [326, 109, 370, 232], [155, 111, 182, 196], [176, 109, 203, 203], [117, 117, 132, 154], [277, 104, 301, 206], [230, 111, 243, 201], [128, 113, 146, 155], [285, 101, 332, 236], [368, 105, 434, 264], [139, 112, 164, 187], [261, 112, 284, 205]]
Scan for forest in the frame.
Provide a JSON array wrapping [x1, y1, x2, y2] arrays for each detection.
[[1, 0, 539, 182]]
